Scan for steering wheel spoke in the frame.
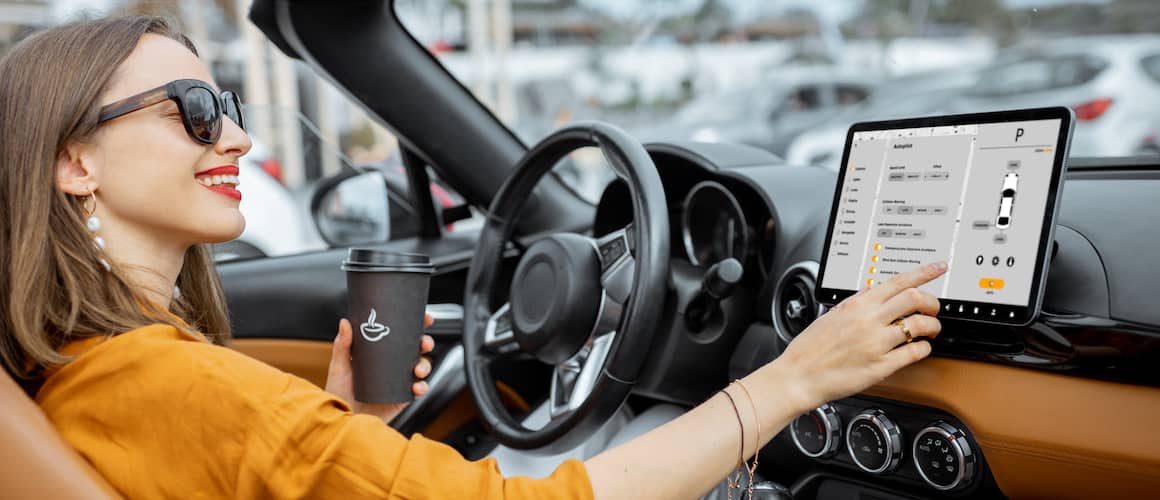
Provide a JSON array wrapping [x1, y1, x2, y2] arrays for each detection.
[[483, 303, 519, 354], [549, 331, 615, 419], [591, 226, 635, 335]]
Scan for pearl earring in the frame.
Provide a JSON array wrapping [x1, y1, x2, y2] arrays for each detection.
[[81, 190, 110, 271], [173, 285, 181, 301]]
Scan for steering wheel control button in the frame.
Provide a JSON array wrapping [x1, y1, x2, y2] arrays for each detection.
[[1007, 256, 1015, 267], [913, 421, 976, 491], [598, 236, 628, 265], [483, 304, 519, 354], [991, 255, 1000, 266], [845, 409, 903, 475], [791, 404, 841, 458], [975, 255, 984, 266]]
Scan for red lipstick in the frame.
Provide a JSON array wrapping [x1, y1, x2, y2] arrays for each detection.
[[196, 165, 242, 201], [206, 185, 242, 201], [195, 165, 239, 177]]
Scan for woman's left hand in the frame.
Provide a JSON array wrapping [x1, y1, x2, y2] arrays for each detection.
[[326, 314, 436, 424]]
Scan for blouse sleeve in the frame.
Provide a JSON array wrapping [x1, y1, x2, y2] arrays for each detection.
[[38, 326, 594, 500], [234, 367, 594, 499]]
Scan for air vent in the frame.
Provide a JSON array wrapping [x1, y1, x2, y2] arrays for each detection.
[[773, 261, 820, 344]]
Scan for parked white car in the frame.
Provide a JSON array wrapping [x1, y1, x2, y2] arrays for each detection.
[[214, 141, 327, 261], [951, 35, 1160, 157]]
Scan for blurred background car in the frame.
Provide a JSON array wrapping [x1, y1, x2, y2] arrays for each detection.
[[950, 35, 1160, 157], [786, 68, 981, 169], [634, 66, 877, 156]]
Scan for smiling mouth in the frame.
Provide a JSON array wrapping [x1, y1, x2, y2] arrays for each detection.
[[195, 166, 242, 201]]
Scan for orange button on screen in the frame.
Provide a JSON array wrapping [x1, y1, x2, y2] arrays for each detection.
[[979, 278, 1005, 289]]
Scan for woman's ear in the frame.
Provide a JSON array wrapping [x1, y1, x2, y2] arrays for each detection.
[[56, 142, 98, 196]]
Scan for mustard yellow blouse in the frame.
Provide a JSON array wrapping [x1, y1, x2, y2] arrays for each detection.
[[35, 324, 594, 499]]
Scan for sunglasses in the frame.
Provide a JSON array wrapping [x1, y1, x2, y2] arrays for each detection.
[[97, 79, 244, 145]]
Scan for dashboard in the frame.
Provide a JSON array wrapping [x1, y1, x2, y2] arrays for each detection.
[[591, 140, 1160, 499]]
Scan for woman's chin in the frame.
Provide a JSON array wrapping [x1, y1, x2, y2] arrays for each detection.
[[196, 217, 246, 244]]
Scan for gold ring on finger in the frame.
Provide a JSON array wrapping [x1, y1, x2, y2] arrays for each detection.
[[892, 318, 914, 343]]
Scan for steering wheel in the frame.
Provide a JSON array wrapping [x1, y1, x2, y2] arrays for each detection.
[[462, 122, 670, 452]]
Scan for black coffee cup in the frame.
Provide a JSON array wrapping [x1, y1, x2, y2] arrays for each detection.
[[342, 249, 434, 404]]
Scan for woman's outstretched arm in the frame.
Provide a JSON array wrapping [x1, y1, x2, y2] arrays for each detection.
[[586, 262, 947, 500]]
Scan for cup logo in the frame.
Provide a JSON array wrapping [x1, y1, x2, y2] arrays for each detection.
[[360, 308, 390, 342]]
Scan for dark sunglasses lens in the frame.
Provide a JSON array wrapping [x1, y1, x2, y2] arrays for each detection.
[[184, 87, 220, 143], [224, 92, 245, 130]]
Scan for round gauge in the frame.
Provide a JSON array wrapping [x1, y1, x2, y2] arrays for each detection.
[[845, 409, 903, 474], [681, 181, 749, 267], [790, 403, 841, 458], [913, 421, 976, 491]]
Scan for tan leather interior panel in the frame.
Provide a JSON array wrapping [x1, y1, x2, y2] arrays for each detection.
[[1, 371, 121, 499], [232, 338, 332, 388], [424, 382, 531, 441], [864, 357, 1160, 499]]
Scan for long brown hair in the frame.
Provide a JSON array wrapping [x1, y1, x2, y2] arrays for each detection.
[[0, 16, 232, 381]]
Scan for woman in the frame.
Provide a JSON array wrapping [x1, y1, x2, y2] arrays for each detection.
[[0, 16, 945, 499]]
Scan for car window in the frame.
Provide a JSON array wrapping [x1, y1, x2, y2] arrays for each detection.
[[836, 84, 870, 106], [219, 104, 447, 261], [1142, 54, 1160, 84], [779, 86, 823, 114]]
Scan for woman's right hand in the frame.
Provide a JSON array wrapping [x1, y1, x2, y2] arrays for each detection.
[[774, 261, 948, 412], [585, 263, 950, 500]]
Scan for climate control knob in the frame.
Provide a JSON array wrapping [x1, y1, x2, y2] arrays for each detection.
[[845, 409, 903, 474], [913, 421, 976, 491], [790, 403, 841, 458]]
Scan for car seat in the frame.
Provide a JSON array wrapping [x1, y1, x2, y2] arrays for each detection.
[[0, 368, 120, 498]]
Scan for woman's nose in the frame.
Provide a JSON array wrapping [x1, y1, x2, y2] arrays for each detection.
[[215, 115, 252, 158]]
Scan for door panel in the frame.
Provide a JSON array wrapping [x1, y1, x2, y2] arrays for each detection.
[[231, 339, 332, 388], [218, 232, 482, 342]]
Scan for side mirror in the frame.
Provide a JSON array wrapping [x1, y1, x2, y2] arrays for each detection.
[[310, 170, 391, 247]]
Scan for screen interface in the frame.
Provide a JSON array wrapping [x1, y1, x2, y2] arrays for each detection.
[[820, 118, 1062, 318]]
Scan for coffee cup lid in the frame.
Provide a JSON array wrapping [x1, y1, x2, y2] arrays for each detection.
[[342, 249, 433, 273]]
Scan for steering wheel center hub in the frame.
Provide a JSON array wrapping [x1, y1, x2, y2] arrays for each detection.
[[509, 234, 602, 364]]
